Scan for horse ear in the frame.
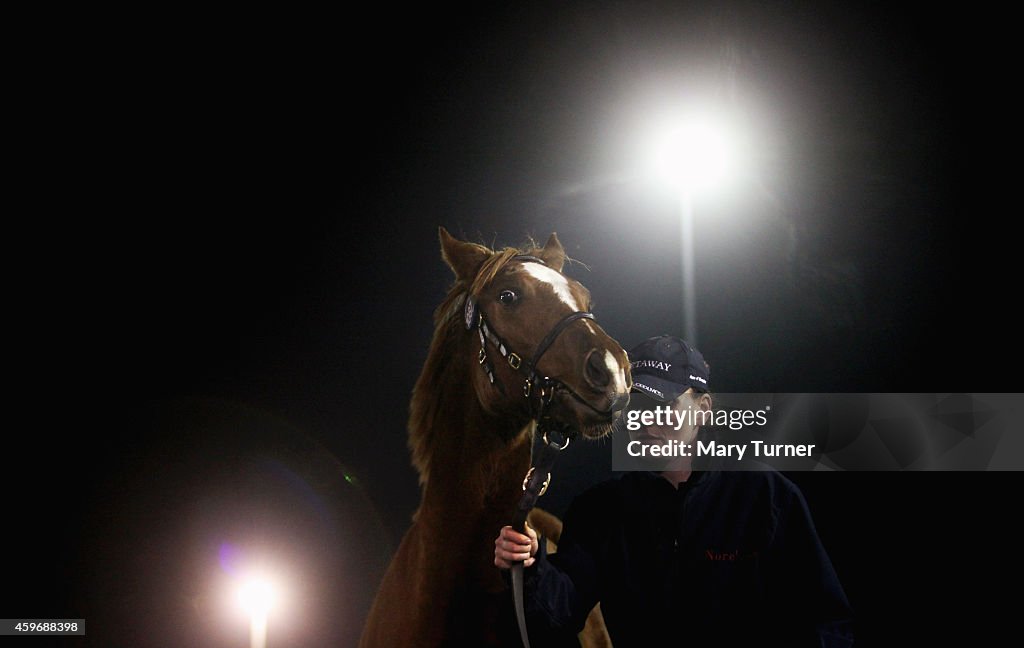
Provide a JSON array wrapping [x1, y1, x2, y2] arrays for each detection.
[[538, 232, 566, 272], [439, 227, 490, 282]]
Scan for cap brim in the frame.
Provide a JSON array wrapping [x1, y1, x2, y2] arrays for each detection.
[[631, 376, 687, 403]]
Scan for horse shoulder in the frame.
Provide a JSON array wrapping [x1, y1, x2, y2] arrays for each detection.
[[358, 522, 457, 648]]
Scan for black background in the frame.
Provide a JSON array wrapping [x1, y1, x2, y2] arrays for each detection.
[[5, 2, 1019, 646]]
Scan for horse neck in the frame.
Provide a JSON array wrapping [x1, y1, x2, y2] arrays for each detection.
[[409, 314, 531, 524]]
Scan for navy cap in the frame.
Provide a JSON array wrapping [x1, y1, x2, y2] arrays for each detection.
[[628, 335, 710, 402]]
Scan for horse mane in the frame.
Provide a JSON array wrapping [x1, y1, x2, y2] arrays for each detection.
[[408, 245, 527, 485]]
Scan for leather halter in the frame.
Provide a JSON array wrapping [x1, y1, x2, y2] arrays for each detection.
[[466, 255, 595, 417]]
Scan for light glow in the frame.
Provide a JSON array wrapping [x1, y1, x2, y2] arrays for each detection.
[[637, 107, 747, 197], [237, 573, 279, 617], [653, 118, 733, 192]]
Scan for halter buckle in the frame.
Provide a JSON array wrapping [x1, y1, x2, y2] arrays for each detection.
[[508, 353, 522, 370], [523, 380, 532, 397], [478, 348, 487, 364]]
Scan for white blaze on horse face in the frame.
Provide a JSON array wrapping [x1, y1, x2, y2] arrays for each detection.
[[520, 263, 582, 311], [604, 350, 628, 393]]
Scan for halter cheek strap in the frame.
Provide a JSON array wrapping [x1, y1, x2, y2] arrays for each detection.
[[473, 298, 593, 384], [468, 254, 596, 408], [474, 301, 594, 401]]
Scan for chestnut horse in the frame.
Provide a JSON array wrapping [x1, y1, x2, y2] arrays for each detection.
[[359, 228, 631, 647]]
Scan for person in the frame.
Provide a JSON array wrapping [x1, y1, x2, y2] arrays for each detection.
[[495, 335, 854, 646]]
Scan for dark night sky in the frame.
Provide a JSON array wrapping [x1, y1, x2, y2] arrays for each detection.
[[6, 2, 1020, 646]]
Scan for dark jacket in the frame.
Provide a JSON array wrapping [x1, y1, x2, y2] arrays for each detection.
[[521, 469, 854, 646]]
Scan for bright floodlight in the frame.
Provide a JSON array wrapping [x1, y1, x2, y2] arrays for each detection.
[[649, 115, 736, 194], [237, 574, 277, 617]]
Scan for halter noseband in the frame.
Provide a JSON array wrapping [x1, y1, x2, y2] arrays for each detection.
[[465, 255, 594, 419]]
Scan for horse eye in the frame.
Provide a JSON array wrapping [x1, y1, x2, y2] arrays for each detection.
[[498, 290, 517, 305]]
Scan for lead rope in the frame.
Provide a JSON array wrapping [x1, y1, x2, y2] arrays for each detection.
[[510, 387, 572, 648]]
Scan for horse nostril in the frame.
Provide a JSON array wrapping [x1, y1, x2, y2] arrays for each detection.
[[584, 349, 610, 389], [609, 392, 630, 414]]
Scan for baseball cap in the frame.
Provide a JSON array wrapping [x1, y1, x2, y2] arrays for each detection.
[[628, 335, 710, 402]]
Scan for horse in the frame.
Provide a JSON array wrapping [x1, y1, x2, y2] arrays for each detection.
[[359, 228, 631, 647]]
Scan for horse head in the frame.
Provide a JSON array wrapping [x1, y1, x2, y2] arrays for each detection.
[[440, 227, 631, 439]]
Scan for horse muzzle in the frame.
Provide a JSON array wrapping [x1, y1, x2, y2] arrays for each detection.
[[551, 384, 631, 439]]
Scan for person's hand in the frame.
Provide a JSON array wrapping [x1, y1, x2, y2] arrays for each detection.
[[494, 523, 539, 569]]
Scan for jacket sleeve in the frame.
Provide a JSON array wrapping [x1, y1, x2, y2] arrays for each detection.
[[765, 485, 855, 647], [518, 495, 604, 641]]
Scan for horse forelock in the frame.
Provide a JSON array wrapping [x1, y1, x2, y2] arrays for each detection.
[[468, 248, 523, 298]]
